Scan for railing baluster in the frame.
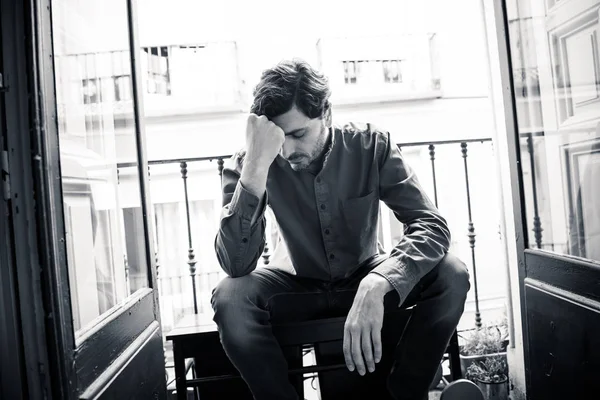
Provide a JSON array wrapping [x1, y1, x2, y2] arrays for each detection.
[[180, 161, 198, 314], [263, 241, 270, 265], [428, 144, 439, 207], [149, 163, 169, 374], [526, 134, 543, 249], [156, 250, 169, 380], [217, 158, 224, 179], [461, 142, 482, 329], [124, 254, 130, 295], [262, 213, 271, 265]]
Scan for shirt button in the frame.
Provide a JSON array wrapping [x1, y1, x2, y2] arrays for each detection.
[[316, 177, 321, 183], [329, 254, 335, 260], [324, 229, 330, 235], [242, 238, 248, 243], [320, 204, 326, 210]]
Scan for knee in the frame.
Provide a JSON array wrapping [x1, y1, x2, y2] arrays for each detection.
[[211, 275, 269, 352], [211, 274, 256, 313], [211, 277, 254, 339], [438, 253, 471, 301]]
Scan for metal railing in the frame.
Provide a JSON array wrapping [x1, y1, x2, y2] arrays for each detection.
[[118, 137, 501, 364], [398, 138, 493, 328]]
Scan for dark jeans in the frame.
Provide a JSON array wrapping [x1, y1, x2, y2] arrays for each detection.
[[211, 253, 470, 400]]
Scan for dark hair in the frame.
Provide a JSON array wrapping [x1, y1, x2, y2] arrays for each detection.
[[250, 59, 331, 119]]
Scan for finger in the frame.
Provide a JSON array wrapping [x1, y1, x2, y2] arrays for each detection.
[[372, 327, 383, 364], [362, 328, 375, 373], [343, 325, 355, 372], [351, 328, 366, 376]]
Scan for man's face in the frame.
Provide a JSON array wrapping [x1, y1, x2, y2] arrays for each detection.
[[271, 106, 331, 171]]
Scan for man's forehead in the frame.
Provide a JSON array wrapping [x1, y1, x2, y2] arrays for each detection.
[[271, 106, 313, 132]]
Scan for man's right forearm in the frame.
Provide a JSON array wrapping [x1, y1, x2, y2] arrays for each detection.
[[214, 157, 270, 278], [215, 181, 267, 277], [216, 112, 283, 277], [240, 160, 269, 225]]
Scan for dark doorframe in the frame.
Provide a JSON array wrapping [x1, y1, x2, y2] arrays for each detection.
[[26, 0, 77, 398], [0, 205, 27, 400], [0, 0, 55, 399], [0, 19, 28, 398]]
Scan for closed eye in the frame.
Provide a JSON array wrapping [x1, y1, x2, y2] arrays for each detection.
[[285, 128, 307, 139], [291, 131, 306, 139]]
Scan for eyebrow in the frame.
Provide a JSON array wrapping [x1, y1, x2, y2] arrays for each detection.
[[285, 128, 307, 136]]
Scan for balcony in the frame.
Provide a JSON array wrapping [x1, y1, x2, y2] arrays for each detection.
[[140, 42, 244, 118], [116, 136, 505, 398]]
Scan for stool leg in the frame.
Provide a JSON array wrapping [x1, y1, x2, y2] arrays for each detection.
[[173, 341, 188, 400], [283, 345, 304, 398], [448, 330, 462, 381], [191, 360, 200, 400]]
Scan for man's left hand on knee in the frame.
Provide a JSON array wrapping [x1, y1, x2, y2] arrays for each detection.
[[343, 274, 393, 376]]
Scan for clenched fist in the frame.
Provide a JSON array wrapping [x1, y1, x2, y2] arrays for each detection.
[[244, 114, 285, 170]]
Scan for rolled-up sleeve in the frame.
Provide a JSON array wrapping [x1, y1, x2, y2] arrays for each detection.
[[370, 132, 451, 303], [215, 153, 267, 277]]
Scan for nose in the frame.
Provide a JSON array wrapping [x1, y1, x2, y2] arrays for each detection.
[[280, 137, 296, 159]]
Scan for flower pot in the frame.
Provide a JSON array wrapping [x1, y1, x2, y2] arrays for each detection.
[[475, 377, 509, 400], [459, 352, 507, 377]]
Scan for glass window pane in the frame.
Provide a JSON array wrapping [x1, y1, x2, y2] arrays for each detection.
[[51, 0, 149, 337], [507, 0, 600, 262]]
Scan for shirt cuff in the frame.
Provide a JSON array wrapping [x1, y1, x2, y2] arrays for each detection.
[[229, 181, 267, 222], [369, 257, 418, 305]]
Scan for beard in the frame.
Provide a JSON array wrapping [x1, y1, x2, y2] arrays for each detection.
[[287, 127, 329, 171]]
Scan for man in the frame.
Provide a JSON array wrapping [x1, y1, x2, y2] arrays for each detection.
[[212, 59, 470, 400]]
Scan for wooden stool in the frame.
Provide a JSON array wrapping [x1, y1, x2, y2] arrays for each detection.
[[167, 308, 462, 399]]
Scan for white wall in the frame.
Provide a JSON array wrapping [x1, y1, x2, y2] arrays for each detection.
[[427, 0, 490, 98]]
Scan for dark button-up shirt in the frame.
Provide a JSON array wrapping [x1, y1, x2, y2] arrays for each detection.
[[215, 122, 451, 302]]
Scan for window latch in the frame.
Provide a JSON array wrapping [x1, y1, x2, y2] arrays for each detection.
[[2, 150, 9, 201], [0, 73, 9, 93]]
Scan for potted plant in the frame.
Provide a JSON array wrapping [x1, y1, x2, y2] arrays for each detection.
[[466, 355, 509, 400], [459, 319, 509, 377]]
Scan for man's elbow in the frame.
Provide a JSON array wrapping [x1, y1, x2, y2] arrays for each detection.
[[215, 251, 242, 278], [438, 218, 452, 251], [427, 214, 451, 252], [215, 249, 256, 278]]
